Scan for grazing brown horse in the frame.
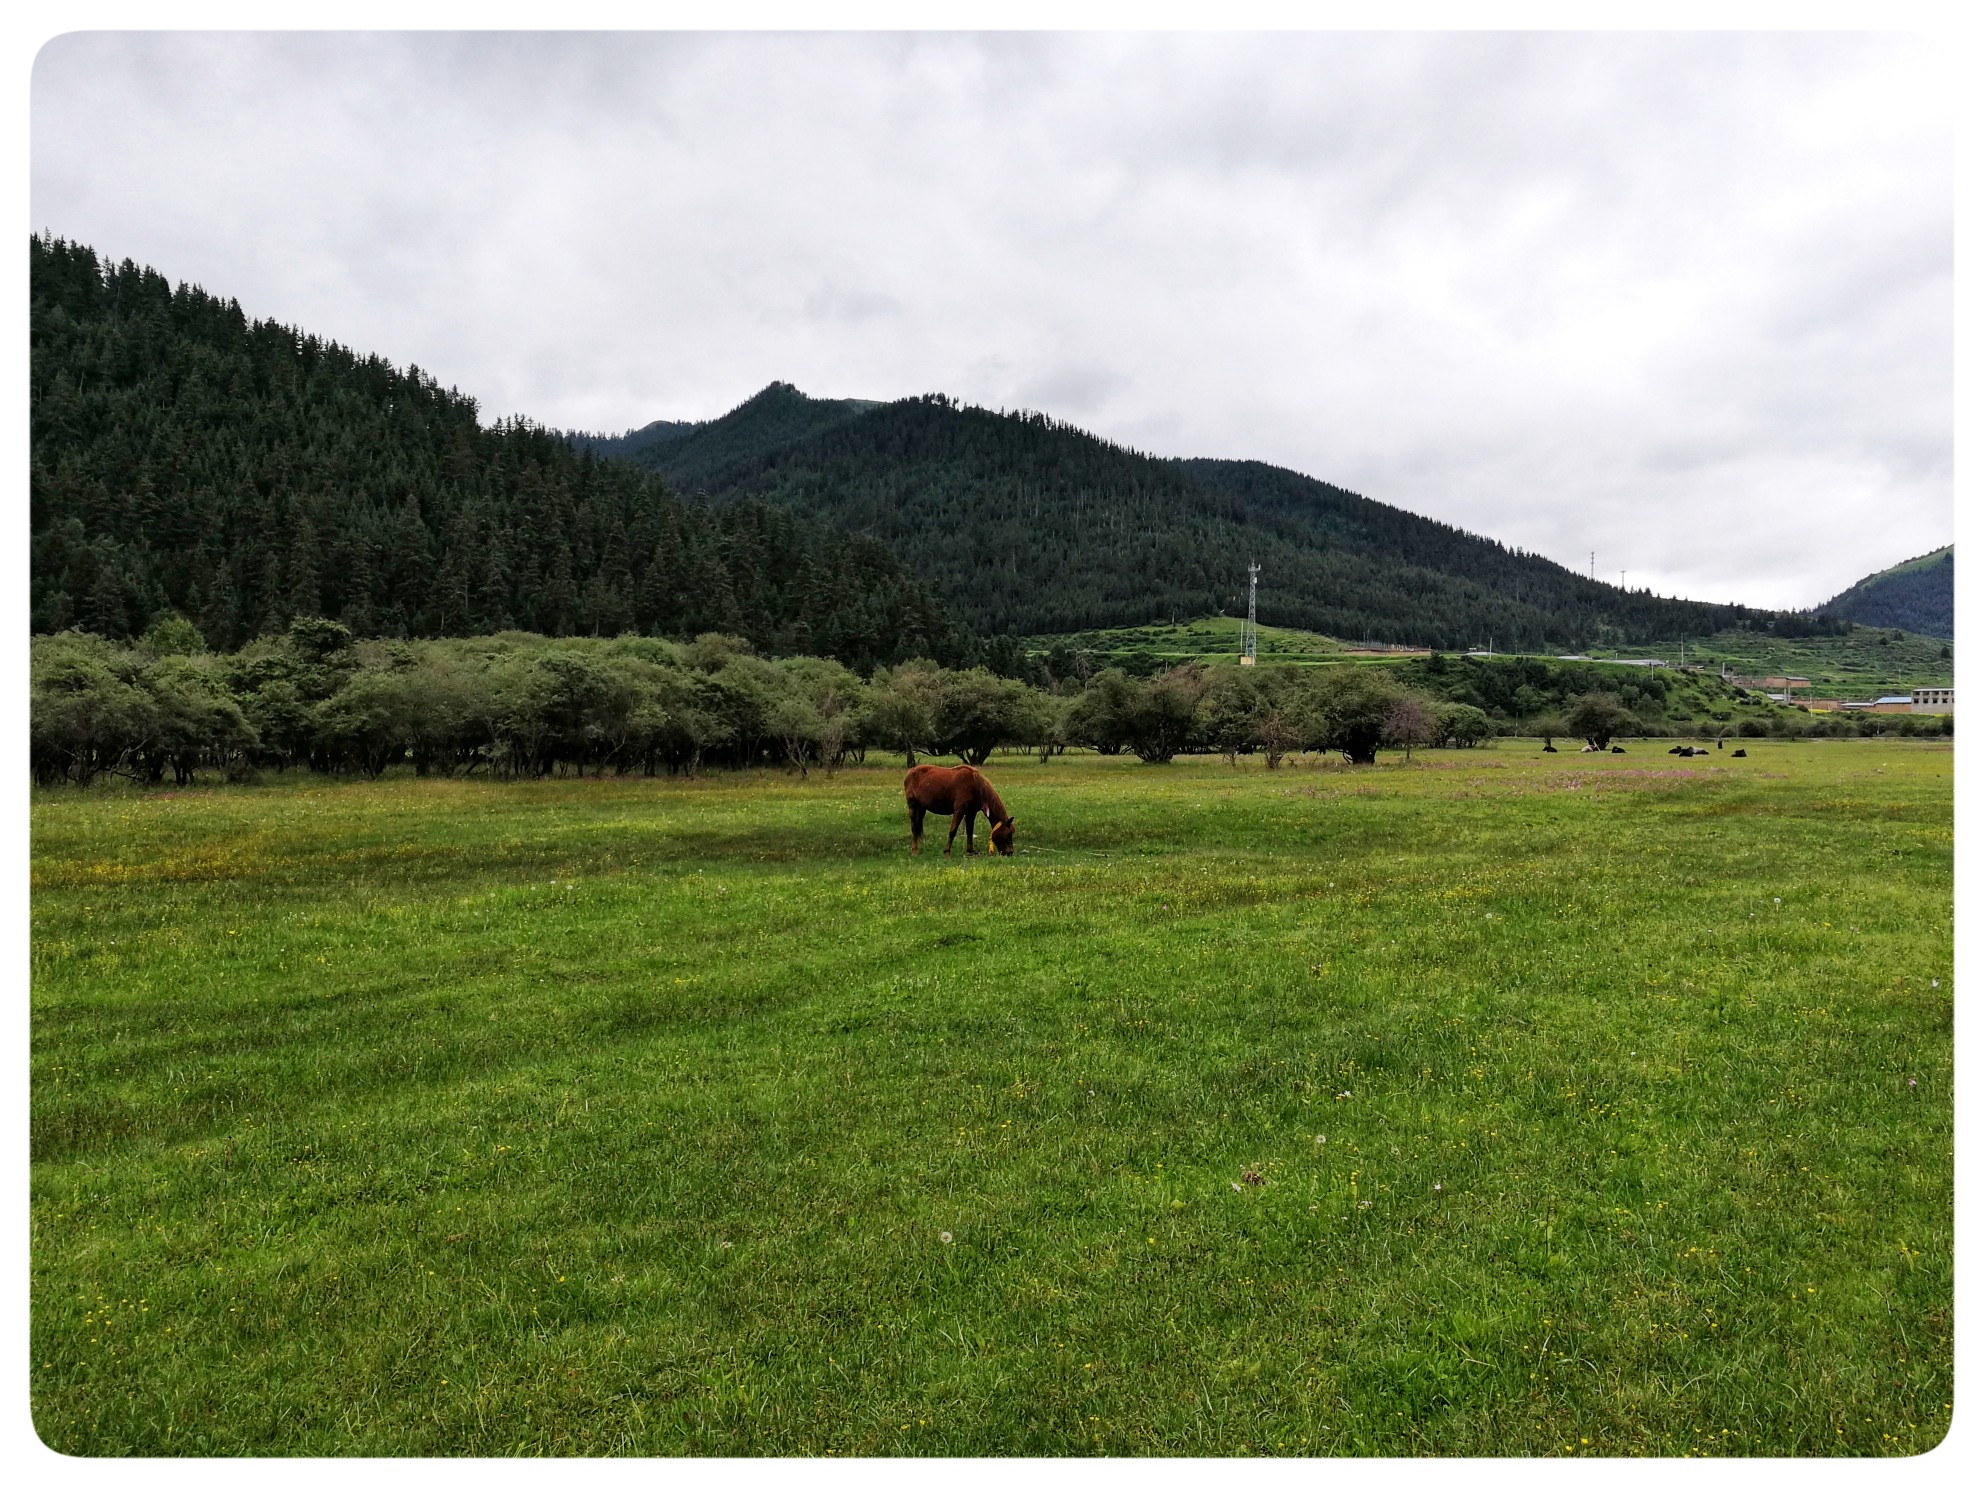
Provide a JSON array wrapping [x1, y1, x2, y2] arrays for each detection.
[[904, 764, 1015, 857]]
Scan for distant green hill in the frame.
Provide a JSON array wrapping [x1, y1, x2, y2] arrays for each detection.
[[1030, 615, 1353, 671], [1026, 616, 1952, 699], [1683, 625, 1953, 696], [1814, 547, 1953, 640], [593, 383, 1836, 650], [1040, 616, 1805, 729]]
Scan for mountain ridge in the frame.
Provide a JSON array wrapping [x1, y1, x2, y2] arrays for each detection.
[[1814, 546, 1953, 640], [586, 381, 1841, 650]]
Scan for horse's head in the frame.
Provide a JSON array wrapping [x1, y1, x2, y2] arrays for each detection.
[[991, 817, 1015, 856]]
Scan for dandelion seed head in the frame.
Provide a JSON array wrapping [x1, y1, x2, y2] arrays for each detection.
[[939, 1231, 952, 1244]]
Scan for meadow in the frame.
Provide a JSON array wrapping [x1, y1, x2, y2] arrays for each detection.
[[30, 740, 1953, 1456]]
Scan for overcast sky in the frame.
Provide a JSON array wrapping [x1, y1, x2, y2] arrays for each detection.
[[31, 30, 1951, 612]]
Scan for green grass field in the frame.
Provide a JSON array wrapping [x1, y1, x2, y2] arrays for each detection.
[[31, 741, 1953, 1456]]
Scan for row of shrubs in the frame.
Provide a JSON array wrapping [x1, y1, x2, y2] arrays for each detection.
[[29, 618, 1510, 787], [1703, 709, 1950, 741], [31, 618, 1944, 788]]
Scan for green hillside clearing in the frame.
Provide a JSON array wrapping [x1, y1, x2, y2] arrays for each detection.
[[1027, 618, 1953, 701]]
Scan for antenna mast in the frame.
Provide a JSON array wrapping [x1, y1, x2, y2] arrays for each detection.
[[1241, 562, 1260, 666]]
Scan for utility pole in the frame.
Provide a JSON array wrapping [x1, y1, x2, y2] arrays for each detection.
[[1241, 562, 1259, 666]]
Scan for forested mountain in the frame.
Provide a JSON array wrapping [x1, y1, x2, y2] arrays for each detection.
[[574, 382, 883, 494], [1814, 546, 1954, 640], [563, 417, 700, 462], [35, 231, 1855, 663], [29, 237, 963, 668], [602, 383, 1838, 649]]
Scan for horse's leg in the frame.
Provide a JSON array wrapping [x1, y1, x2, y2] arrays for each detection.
[[946, 810, 964, 856], [965, 808, 978, 855], [909, 801, 925, 855]]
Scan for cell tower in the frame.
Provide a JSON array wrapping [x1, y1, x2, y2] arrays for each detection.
[[1241, 562, 1260, 666]]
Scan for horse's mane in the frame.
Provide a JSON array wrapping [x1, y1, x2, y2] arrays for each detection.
[[976, 772, 1010, 823]]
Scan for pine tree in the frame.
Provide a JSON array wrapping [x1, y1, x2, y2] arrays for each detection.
[[284, 503, 322, 619]]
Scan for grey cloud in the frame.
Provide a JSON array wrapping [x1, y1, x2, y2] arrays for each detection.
[[803, 283, 903, 324], [30, 31, 1950, 612], [1016, 364, 1128, 420]]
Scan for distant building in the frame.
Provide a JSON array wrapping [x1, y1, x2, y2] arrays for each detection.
[[1912, 688, 1954, 714], [1612, 659, 1670, 668], [1555, 654, 1590, 662], [1803, 699, 1843, 712], [1869, 696, 1915, 714], [1729, 674, 1810, 690]]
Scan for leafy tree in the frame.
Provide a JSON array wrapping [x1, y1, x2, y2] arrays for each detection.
[[29, 632, 158, 785], [1250, 669, 1314, 769], [1382, 693, 1439, 760], [778, 656, 867, 774], [1311, 665, 1411, 765], [138, 613, 208, 658], [932, 668, 1039, 766], [1199, 669, 1261, 765], [1065, 668, 1140, 756], [400, 649, 495, 777], [768, 693, 823, 779], [313, 668, 418, 777], [1120, 666, 1209, 764], [136, 655, 257, 784], [701, 655, 787, 766], [1565, 692, 1638, 750], [864, 662, 942, 766], [237, 678, 315, 771], [1435, 702, 1492, 748], [1027, 691, 1073, 763]]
